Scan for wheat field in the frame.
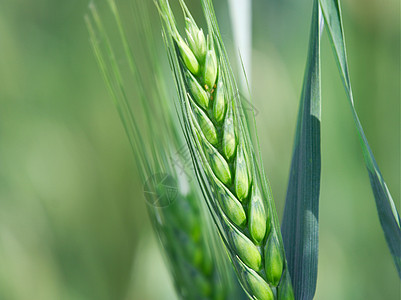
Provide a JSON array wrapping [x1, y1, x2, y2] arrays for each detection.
[[0, 0, 399, 299]]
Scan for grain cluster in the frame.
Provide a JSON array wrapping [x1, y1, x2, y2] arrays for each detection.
[[157, 1, 295, 299]]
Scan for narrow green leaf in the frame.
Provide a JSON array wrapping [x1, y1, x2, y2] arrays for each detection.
[[281, 1, 322, 299], [319, 0, 401, 276]]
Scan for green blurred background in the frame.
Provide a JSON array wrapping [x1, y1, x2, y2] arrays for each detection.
[[0, 0, 399, 299]]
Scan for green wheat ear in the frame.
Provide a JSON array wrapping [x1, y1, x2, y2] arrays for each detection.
[[157, 0, 294, 299], [86, 1, 247, 299]]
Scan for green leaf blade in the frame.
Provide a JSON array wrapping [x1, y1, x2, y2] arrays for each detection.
[[319, 0, 401, 277], [281, 1, 322, 299]]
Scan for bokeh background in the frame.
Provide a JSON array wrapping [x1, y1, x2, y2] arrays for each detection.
[[0, 0, 399, 299]]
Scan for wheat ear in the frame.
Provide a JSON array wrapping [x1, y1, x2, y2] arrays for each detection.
[[157, 1, 295, 299], [86, 1, 244, 298]]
